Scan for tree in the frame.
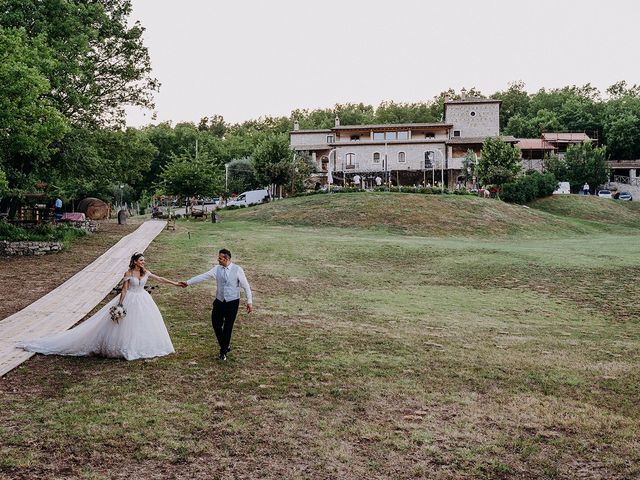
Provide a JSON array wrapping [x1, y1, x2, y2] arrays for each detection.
[[0, 0, 159, 127], [503, 114, 536, 138], [375, 101, 439, 124], [226, 158, 258, 195], [0, 167, 8, 197], [477, 138, 522, 190], [198, 115, 227, 138], [493, 81, 531, 131], [158, 154, 223, 198], [562, 142, 609, 191], [603, 82, 640, 159], [49, 127, 156, 201], [252, 133, 293, 188], [0, 27, 68, 188]]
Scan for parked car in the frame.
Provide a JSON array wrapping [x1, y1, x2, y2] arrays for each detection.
[[597, 190, 612, 199], [616, 191, 633, 201]]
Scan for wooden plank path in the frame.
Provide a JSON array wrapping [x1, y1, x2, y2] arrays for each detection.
[[0, 220, 167, 377]]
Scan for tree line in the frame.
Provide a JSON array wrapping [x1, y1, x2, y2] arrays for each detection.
[[1, 0, 638, 210]]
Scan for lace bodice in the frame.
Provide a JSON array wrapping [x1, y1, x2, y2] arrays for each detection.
[[125, 273, 149, 292]]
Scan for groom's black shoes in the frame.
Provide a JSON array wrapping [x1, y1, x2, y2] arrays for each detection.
[[218, 353, 227, 361]]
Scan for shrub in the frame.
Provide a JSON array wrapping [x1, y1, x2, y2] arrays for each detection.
[[0, 222, 87, 243], [501, 172, 558, 204]]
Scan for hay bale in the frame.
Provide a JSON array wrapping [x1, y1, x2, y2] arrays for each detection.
[[77, 197, 110, 220]]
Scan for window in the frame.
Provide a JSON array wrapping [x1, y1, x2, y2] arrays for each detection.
[[345, 153, 355, 167], [373, 152, 380, 163], [398, 152, 406, 163], [453, 130, 461, 137], [350, 135, 360, 141], [425, 132, 435, 139], [326, 135, 334, 143], [373, 132, 385, 140], [385, 132, 397, 140], [397, 131, 409, 140]]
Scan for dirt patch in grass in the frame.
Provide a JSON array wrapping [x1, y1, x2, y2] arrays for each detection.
[[0, 220, 138, 320]]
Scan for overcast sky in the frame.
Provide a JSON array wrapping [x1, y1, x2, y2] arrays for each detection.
[[125, 0, 640, 127]]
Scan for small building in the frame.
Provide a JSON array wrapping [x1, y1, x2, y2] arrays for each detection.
[[541, 132, 592, 155], [515, 138, 556, 172]]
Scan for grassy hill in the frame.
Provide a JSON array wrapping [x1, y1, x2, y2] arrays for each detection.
[[224, 192, 640, 237]]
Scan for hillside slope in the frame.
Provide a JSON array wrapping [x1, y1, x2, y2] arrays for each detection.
[[224, 192, 640, 237]]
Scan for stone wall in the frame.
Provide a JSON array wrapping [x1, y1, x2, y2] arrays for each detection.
[[0, 240, 63, 256]]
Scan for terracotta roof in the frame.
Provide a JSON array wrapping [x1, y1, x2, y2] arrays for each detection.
[[446, 136, 518, 145], [516, 139, 556, 150], [542, 132, 591, 142]]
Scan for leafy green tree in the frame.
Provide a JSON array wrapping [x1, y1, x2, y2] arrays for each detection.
[[0, 27, 68, 188], [528, 109, 563, 136], [603, 82, 640, 159], [0, 0, 159, 127], [477, 137, 522, 190], [503, 114, 536, 138], [158, 154, 223, 198], [252, 133, 293, 187], [49, 127, 156, 201], [198, 115, 227, 138], [543, 153, 568, 182], [375, 101, 439, 124], [226, 158, 258, 195], [562, 142, 609, 191], [493, 81, 531, 131], [0, 167, 8, 197]]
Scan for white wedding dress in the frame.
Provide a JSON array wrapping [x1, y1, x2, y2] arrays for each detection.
[[18, 273, 175, 360]]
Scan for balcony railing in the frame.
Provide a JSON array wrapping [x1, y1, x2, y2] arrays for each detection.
[[614, 175, 640, 187]]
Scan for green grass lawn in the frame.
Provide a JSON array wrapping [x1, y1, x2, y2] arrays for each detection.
[[1, 195, 639, 479]]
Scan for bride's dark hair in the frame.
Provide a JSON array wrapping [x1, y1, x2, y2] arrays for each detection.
[[129, 252, 146, 276]]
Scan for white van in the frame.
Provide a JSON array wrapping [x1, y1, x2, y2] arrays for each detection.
[[553, 181, 571, 195], [226, 189, 270, 207]]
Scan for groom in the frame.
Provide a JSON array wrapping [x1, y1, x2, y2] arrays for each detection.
[[179, 248, 253, 360]]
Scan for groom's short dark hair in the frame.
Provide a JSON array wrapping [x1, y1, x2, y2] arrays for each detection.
[[219, 248, 231, 258]]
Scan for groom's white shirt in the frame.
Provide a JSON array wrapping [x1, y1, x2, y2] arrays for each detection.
[[186, 262, 253, 304]]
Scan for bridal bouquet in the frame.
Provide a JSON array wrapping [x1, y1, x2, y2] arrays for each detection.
[[109, 304, 126, 324]]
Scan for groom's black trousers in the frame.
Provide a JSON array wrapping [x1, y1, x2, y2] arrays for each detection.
[[211, 298, 239, 354]]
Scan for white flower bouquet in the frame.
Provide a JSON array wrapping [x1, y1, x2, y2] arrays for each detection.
[[109, 304, 127, 324]]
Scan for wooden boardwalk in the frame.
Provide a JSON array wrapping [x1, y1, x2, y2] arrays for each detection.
[[0, 220, 167, 377]]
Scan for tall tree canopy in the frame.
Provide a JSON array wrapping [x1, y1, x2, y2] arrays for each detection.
[[0, 0, 159, 127], [0, 27, 68, 188]]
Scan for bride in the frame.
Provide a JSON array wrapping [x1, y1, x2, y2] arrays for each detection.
[[19, 252, 178, 360]]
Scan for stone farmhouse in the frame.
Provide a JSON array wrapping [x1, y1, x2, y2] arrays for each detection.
[[290, 98, 517, 189]]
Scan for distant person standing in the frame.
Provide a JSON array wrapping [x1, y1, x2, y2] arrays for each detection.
[[54, 197, 63, 221], [583, 182, 590, 195]]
